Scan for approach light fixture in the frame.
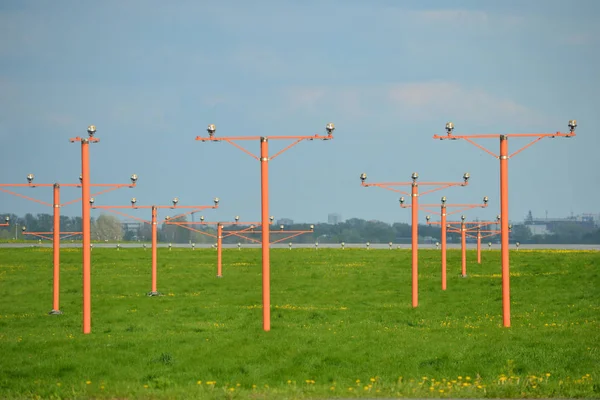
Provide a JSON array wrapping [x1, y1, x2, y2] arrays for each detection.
[[326, 122, 335, 134], [207, 124, 216, 137], [87, 125, 96, 137], [568, 120, 577, 133]]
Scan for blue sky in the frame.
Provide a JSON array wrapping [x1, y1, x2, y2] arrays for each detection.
[[1, 0, 598, 225]]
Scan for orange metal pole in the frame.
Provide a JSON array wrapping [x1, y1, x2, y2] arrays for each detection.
[[260, 137, 271, 331], [81, 140, 92, 334], [461, 222, 467, 277], [217, 223, 223, 277], [477, 228, 482, 264], [411, 183, 418, 308], [149, 206, 159, 296], [50, 183, 62, 314], [440, 204, 447, 291], [500, 136, 510, 327]]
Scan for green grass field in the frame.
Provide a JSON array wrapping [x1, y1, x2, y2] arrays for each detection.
[[0, 247, 598, 399]]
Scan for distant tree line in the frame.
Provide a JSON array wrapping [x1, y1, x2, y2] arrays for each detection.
[[1, 212, 598, 244]]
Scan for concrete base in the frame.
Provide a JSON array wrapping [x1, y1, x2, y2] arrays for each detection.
[[216, 275, 223, 278], [147, 291, 162, 297], [48, 309, 63, 315]]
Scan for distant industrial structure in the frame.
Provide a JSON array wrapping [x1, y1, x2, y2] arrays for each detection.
[[277, 218, 294, 226], [121, 221, 143, 232], [328, 213, 342, 225], [523, 211, 599, 235]]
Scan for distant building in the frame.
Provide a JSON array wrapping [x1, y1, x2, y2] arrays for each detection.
[[582, 213, 600, 227], [122, 222, 143, 232], [328, 213, 342, 225], [524, 212, 598, 235], [528, 224, 550, 235], [277, 218, 294, 226]]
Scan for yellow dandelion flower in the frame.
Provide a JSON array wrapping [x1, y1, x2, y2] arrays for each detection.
[[287, 380, 292, 384], [236, 383, 241, 387], [197, 381, 202, 385], [228, 388, 235, 392], [348, 387, 354, 391], [100, 386, 104, 390], [56, 383, 61, 387], [370, 377, 376, 382], [86, 381, 91, 385], [330, 386, 335, 391], [356, 379, 360, 383], [466, 376, 471, 381], [458, 376, 462, 380], [252, 384, 256, 389], [143, 384, 148, 388], [439, 389, 444, 393]]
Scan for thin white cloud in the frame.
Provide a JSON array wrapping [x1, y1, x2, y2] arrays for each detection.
[[201, 96, 227, 107], [387, 82, 532, 120], [230, 47, 289, 78], [413, 9, 489, 25], [281, 82, 545, 126], [560, 32, 596, 45], [284, 88, 327, 111]]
